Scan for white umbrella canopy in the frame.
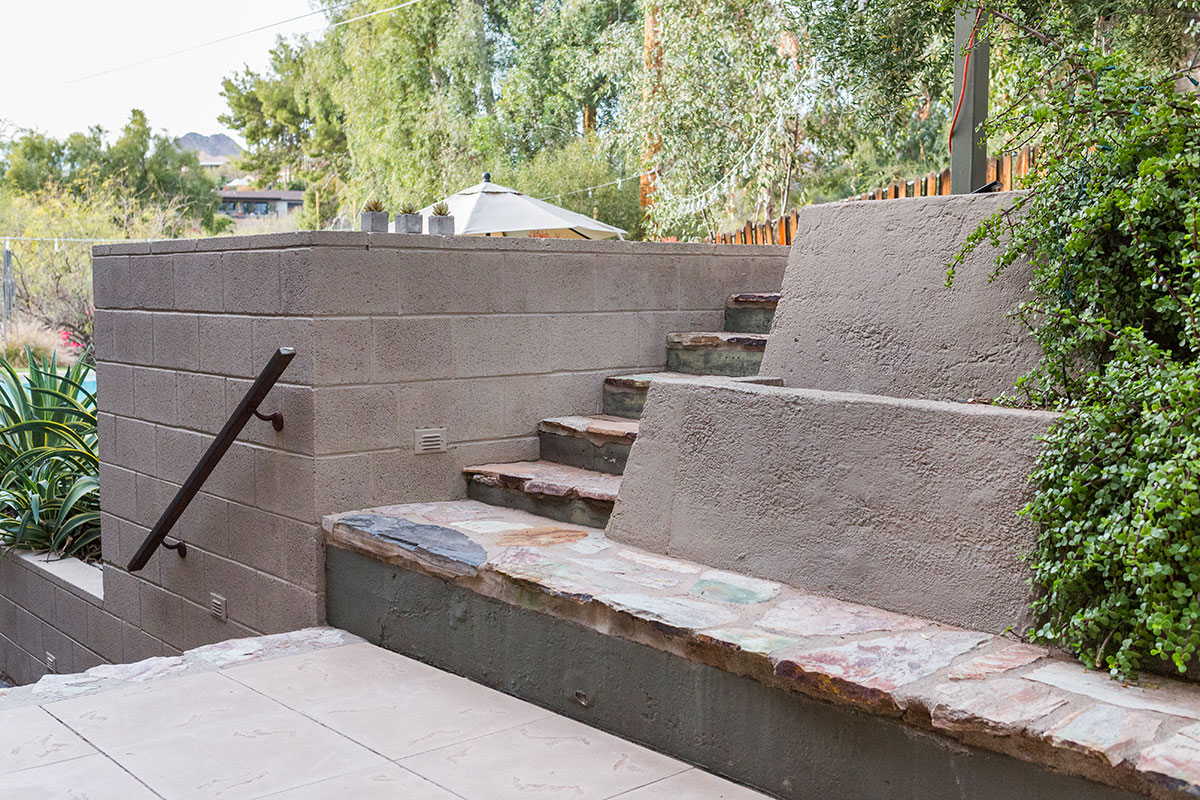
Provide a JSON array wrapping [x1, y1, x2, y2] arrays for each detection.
[[420, 174, 626, 239]]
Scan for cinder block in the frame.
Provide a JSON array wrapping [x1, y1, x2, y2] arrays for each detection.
[[154, 426, 208, 484], [156, 544, 210, 606], [116, 521, 156, 582], [100, 511, 121, 564], [254, 447, 315, 521], [93, 310, 115, 362], [113, 416, 157, 472], [319, 247, 401, 315], [226, 505, 321, 587], [93, 255, 131, 310], [451, 315, 554, 378], [371, 317, 454, 382], [312, 385, 400, 454], [255, 577, 321, 633], [96, 412, 116, 460], [279, 248, 315, 314], [500, 252, 600, 313], [137, 581, 185, 649], [204, 441, 256, 506], [132, 368, 178, 425], [204, 555, 264, 631], [96, 362, 134, 416], [152, 314, 200, 371], [42, 627, 76, 674], [677, 257, 755, 310], [251, 317, 313, 384], [223, 249, 281, 314], [121, 622, 164, 661], [53, 587, 89, 643], [177, 594, 254, 650], [101, 568, 142, 627], [97, 463, 137, 523], [173, 491, 230, 557], [1, 598, 44, 657], [86, 606, 124, 662], [311, 318, 372, 386], [314, 453, 375, 515], [593, 256, 680, 312], [503, 370, 605, 432], [397, 249, 509, 315], [73, 643, 105, 671], [198, 315, 254, 378], [176, 372, 229, 434], [397, 377, 507, 443], [226, 380, 313, 452], [128, 255, 174, 309], [173, 251, 224, 312], [134, 472, 178, 531], [112, 311, 155, 366]]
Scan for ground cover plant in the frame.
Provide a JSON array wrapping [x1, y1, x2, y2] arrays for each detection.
[[951, 3, 1200, 677], [0, 350, 99, 561]]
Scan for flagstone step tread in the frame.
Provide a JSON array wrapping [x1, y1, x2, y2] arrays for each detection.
[[667, 331, 769, 350], [726, 292, 781, 308], [539, 415, 639, 445], [325, 499, 1200, 800], [602, 373, 782, 419], [538, 415, 639, 474], [463, 461, 621, 504]]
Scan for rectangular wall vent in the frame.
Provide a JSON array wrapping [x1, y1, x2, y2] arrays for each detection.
[[210, 593, 227, 622], [414, 427, 449, 455], [44, 652, 57, 674]]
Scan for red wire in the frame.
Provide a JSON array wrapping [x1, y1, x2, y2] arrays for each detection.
[[948, 6, 984, 155]]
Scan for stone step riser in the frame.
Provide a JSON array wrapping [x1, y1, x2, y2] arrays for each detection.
[[465, 481, 613, 529], [722, 306, 775, 334], [603, 384, 648, 419], [538, 430, 630, 475], [665, 347, 764, 377]]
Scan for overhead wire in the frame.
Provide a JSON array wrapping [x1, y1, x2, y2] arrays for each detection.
[[0, 0, 426, 102]]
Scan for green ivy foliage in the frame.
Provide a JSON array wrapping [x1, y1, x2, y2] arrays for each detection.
[[955, 49, 1200, 677]]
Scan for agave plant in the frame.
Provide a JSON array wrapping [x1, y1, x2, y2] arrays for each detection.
[[0, 350, 99, 561]]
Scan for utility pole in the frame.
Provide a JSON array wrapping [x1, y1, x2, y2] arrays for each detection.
[[640, 3, 662, 210], [950, 8, 990, 194]]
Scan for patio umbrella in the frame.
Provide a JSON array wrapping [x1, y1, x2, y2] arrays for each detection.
[[421, 173, 626, 239]]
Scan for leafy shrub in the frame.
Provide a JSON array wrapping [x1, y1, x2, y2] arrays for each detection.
[[956, 51, 1200, 677], [0, 350, 99, 561]]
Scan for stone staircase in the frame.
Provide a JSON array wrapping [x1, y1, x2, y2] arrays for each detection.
[[461, 291, 780, 528]]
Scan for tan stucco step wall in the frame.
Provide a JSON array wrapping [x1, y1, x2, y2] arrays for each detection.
[[606, 375, 1058, 633]]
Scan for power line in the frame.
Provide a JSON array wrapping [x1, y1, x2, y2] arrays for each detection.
[[1, 0, 364, 102]]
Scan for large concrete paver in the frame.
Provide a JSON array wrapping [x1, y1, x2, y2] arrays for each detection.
[[0, 628, 766, 800]]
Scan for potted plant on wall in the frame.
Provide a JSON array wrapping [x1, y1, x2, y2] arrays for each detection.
[[360, 199, 389, 233], [394, 201, 422, 234], [428, 201, 454, 235]]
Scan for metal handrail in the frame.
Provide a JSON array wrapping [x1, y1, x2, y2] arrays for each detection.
[[126, 347, 296, 573]]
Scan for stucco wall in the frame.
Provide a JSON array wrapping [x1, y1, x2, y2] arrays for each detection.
[[73, 232, 786, 670], [760, 192, 1041, 400], [606, 377, 1057, 632]]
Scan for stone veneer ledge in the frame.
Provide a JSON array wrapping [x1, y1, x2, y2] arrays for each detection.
[[324, 500, 1200, 800]]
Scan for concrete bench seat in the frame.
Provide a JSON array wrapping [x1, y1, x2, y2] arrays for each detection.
[[324, 500, 1200, 800]]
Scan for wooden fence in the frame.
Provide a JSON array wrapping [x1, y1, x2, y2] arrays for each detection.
[[712, 146, 1037, 246]]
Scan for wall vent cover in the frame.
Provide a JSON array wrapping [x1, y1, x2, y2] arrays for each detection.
[[414, 427, 449, 454], [44, 652, 57, 674], [210, 593, 228, 621]]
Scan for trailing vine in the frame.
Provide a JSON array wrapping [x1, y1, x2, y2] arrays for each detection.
[[951, 16, 1200, 677]]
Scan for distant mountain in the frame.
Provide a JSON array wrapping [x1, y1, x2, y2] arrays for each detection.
[[176, 132, 242, 158]]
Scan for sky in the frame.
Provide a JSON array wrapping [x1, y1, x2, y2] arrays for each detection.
[[0, 0, 324, 144]]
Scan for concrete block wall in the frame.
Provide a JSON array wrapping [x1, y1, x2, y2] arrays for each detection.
[[67, 232, 786, 672], [0, 554, 118, 685]]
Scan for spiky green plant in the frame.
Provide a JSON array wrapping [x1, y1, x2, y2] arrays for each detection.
[[363, 199, 386, 213], [0, 350, 99, 561], [398, 200, 418, 215], [431, 201, 450, 217]]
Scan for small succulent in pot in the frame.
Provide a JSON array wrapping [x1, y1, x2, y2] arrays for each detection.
[[428, 201, 454, 235], [360, 199, 390, 233], [394, 200, 422, 234]]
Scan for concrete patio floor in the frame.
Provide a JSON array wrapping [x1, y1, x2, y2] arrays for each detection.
[[0, 632, 767, 800]]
